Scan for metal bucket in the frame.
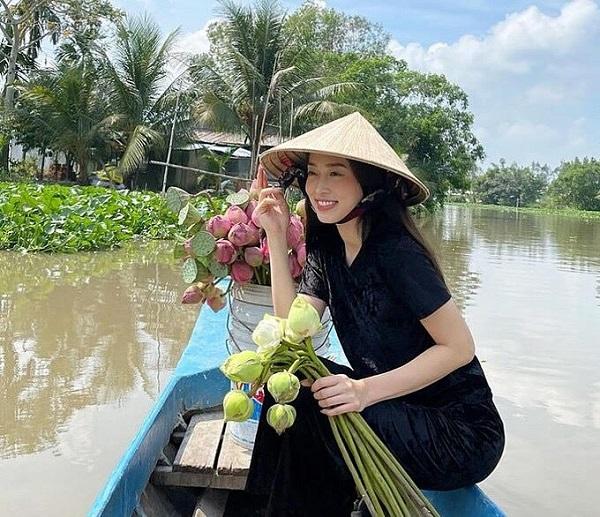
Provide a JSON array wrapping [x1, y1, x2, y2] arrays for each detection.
[[226, 282, 333, 449]]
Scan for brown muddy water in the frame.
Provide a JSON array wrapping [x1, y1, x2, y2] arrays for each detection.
[[1, 205, 599, 516]]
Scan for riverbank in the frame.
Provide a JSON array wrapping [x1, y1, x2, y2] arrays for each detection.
[[449, 202, 600, 220]]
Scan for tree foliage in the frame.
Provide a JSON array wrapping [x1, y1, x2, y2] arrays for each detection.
[[191, 0, 357, 177], [101, 14, 184, 179], [546, 158, 600, 211], [285, 0, 390, 55], [15, 61, 111, 182], [319, 53, 483, 203], [472, 160, 549, 207]]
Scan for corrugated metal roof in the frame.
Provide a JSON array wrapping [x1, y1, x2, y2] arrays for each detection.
[[192, 129, 288, 148]]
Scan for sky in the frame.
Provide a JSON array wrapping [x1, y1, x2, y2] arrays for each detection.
[[114, 0, 600, 169]]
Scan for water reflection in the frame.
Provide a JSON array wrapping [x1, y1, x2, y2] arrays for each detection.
[[446, 204, 600, 515], [423, 205, 482, 311], [0, 241, 199, 460]]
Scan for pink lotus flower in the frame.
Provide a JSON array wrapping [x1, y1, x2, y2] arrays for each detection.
[[288, 252, 302, 279], [231, 260, 254, 284], [246, 222, 261, 246], [228, 223, 253, 247], [244, 246, 263, 267], [286, 215, 304, 249], [260, 237, 270, 264], [207, 215, 232, 238], [295, 242, 306, 268], [215, 239, 237, 264], [225, 205, 248, 225], [207, 294, 226, 312], [181, 284, 205, 304], [245, 200, 257, 220]]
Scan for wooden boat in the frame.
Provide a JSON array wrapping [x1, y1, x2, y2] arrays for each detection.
[[90, 305, 506, 516]]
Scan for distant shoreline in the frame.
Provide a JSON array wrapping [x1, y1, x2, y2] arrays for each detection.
[[447, 202, 600, 220]]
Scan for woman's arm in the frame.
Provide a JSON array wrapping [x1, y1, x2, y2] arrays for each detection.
[[312, 298, 475, 416], [267, 232, 298, 318]]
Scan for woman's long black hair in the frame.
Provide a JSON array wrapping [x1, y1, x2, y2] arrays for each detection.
[[299, 159, 446, 284]]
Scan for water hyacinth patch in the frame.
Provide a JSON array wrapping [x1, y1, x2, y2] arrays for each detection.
[[0, 182, 179, 253], [218, 295, 441, 517]]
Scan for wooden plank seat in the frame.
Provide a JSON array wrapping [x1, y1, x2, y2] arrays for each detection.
[[151, 409, 253, 492]]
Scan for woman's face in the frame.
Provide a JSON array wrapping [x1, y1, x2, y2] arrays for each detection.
[[305, 153, 363, 224]]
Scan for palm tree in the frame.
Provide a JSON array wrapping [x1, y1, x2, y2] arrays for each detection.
[[101, 14, 188, 182], [16, 62, 111, 183], [191, 0, 356, 177]]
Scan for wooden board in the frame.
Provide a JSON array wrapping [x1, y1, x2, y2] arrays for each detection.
[[174, 411, 225, 474], [212, 423, 252, 490], [153, 409, 251, 491]]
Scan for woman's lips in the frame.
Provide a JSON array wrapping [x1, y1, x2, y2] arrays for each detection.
[[315, 200, 338, 211]]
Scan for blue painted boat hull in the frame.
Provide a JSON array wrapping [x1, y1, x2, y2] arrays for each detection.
[[90, 302, 505, 517]]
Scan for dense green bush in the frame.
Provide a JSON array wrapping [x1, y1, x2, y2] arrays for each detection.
[[473, 161, 549, 207], [0, 158, 39, 182], [0, 182, 180, 252], [546, 158, 600, 211]]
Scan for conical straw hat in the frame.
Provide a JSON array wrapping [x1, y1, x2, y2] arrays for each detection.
[[259, 111, 429, 205]]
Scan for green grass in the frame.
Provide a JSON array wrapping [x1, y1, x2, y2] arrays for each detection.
[[0, 181, 181, 252], [448, 202, 600, 220]]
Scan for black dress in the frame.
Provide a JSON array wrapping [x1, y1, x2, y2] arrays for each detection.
[[236, 224, 505, 516]]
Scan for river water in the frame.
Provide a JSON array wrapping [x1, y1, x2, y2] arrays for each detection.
[[1, 205, 599, 516]]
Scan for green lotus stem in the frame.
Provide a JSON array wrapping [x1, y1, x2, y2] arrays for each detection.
[[336, 415, 385, 516], [341, 415, 404, 517], [287, 357, 305, 374], [354, 421, 414, 516], [347, 413, 440, 517], [360, 430, 421, 517], [329, 417, 376, 517], [353, 416, 430, 513]]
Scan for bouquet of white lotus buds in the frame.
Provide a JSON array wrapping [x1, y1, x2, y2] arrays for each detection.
[[219, 296, 440, 517]]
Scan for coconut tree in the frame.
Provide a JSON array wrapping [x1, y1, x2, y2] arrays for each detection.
[[16, 61, 111, 183], [191, 0, 357, 177], [101, 14, 191, 182]]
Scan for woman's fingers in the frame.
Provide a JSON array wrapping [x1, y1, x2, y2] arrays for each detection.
[[317, 394, 350, 408], [311, 374, 348, 393], [312, 384, 343, 400], [258, 187, 284, 202], [321, 403, 357, 417]]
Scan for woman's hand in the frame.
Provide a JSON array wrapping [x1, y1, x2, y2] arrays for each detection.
[[255, 187, 290, 239], [311, 374, 369, 416]]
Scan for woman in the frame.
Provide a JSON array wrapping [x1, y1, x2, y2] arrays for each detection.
[[234, 113, 505, 516]]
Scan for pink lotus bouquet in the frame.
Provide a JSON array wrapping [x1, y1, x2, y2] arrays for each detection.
[[167, 165, 307, 312]]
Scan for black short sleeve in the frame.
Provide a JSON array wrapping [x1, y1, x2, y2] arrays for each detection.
[[381, 238, 452, 320], [297, 249, 328, 304]]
